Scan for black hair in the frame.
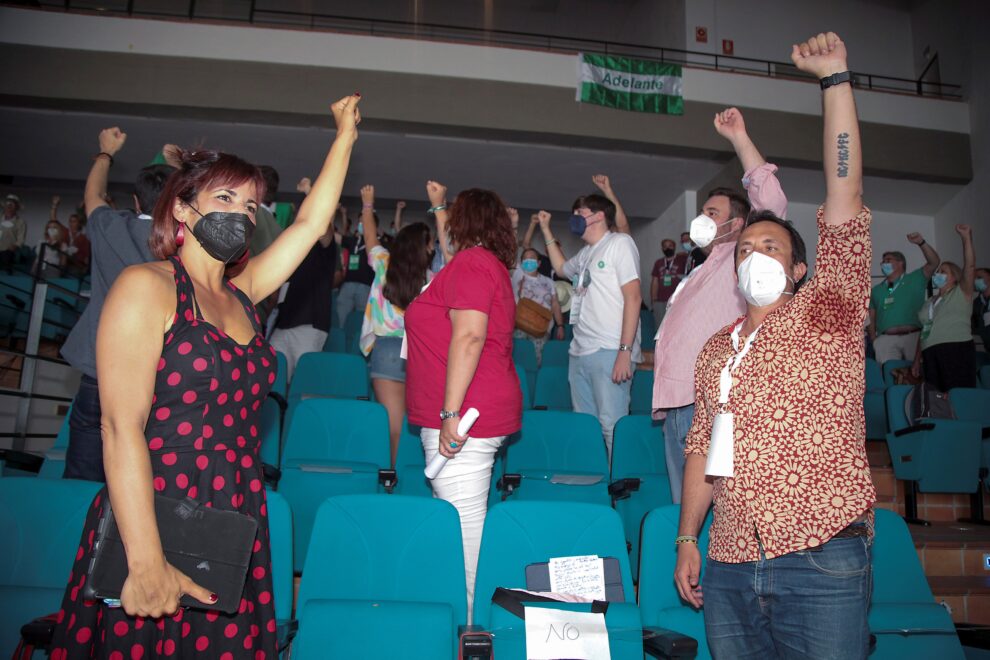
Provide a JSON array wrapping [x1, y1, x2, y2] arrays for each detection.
[[383, 222, 433, 310], [705, 186, 752, 221], [571, 193, 617, 229], [258, 166, 279, 205], [739, 210, 809, 290], [134, 164, 177, 215]]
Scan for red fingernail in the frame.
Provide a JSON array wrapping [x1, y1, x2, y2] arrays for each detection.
[[354, 91, 361, 97], [209, 593, 218, 602]]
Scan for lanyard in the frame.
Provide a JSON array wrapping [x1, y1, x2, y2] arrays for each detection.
[[927, 295, 944, 323], [886, 275, 904, 295], [718, 320, 760, 407]]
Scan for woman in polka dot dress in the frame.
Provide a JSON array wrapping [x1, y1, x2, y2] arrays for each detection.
[[50, 95, 361, 659]]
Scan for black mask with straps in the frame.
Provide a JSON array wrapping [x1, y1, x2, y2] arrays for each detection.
[[188, 206, 255, 264]]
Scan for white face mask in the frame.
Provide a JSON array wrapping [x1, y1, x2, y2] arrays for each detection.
[[737, 251, 795, 307], [689, 213, 734, 248], [47, 227, 59, 239]]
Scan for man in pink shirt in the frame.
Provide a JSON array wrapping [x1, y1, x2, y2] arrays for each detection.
[[653, 107, 788, 503]]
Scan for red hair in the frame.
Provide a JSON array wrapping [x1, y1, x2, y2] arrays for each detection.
[[447, 189, 517, 270], [150, 150, 266, 264]]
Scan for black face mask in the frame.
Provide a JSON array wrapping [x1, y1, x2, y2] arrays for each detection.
[[189, 207, 255, 264], [663, 248, 675, 257]]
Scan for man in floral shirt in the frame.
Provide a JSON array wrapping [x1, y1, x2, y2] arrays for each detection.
[[674, 32, 875, 658]]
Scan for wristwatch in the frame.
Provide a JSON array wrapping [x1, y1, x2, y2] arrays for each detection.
[[618, 344, 632, 352], [820, 70, 853, 90], [440, 410, 460, 421]]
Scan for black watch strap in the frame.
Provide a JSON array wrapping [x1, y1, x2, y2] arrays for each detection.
[[820, 70, 853, 90]]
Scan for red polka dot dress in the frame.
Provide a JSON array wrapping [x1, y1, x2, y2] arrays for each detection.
[[50, 256, 278, 659]]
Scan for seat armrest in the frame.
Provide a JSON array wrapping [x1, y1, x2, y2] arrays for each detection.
[[608, 477, 642, 500], [262, 462, 282, 487], [378, 468, 397, 493], [893, 423, 935, 437], [0, 448, 43, 473], [497, 473, 521, 495], [643, 626, 698, 659], [533, 405, 548, 411], [20, 614, 58, 649], [459, 624, 493, 660], [276, 619, 298, 652], [267, 391, 288, 413]]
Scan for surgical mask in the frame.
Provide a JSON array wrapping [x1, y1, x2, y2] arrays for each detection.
[[737, 251, 794, 307], [932, 272, 948, 290], [880, 262, 895, 276], [681, 241, 692, 252], [689, 213, 734, 248], [662, 247, 675, 258], [521, 259, 539, 273], [568, 213, 588, 237], [189, 207, 255, 264], [977, 278, 987, 293], [357, 222, 364, 234], [47, 227, 59, 239]]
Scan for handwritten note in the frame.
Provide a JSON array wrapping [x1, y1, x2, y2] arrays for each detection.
[[548, 555, 606, 601], [524, 607, 610, 660]]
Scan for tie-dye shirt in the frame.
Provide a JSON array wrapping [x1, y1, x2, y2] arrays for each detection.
[[360, 246, 431, 355]]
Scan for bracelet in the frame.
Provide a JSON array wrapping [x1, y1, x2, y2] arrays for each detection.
[[362, 204, 374, 210], [428, 204, 447, 214], [546, 238, 560, 247], [919, 240, 927, 247], [819, 70, 853, 90], [674, 535, 698, 545], [94, 152, 114, 166]]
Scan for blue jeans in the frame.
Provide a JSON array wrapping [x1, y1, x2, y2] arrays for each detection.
[[704, 533, 872, 660], [663, 403, 694, 504], [64, 374, 106, 482], [336, 281, 371, 328], [568, 349, 631, 462]]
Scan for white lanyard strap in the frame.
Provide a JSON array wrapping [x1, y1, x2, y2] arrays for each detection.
[[718, 320, 759, 406], [928, 296, 943, 322]]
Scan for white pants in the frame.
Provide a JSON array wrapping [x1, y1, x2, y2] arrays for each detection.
[[873, 331, 920, 364], [421, 427, 505, 624], [269, 324, 328, 383]]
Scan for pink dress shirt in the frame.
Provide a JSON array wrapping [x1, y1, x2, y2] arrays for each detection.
[[651, 163, 787, 416]]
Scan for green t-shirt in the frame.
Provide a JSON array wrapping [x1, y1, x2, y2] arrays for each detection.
[[869, 268, 927, 333], [919, 285, 973, 350]]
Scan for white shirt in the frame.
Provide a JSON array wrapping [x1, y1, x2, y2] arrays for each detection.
[[561, 231, 642, 361]]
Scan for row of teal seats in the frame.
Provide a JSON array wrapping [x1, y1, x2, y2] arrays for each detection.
[[0, 275, 88, 341], [2, 476, 960, 660], [885, 385, 990, 526], [516, 361, 655, 415]]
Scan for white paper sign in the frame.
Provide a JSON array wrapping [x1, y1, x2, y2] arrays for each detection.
[[524, 607, 611, 660], [548, 555, 606, 601], [705, 412, 734, 478]]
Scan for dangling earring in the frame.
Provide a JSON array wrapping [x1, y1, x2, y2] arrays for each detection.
[[176, 223, 185, 247]]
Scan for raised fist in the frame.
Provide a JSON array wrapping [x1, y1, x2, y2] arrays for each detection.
[[425, 181, 447, 207], [330, 94, 362, 139], [98, 127, 127, 156], [956, 224, 972, 238], [507, 207, 519, 228], [713, 108, 748, 142], [396, 200, 406, 210], [296, 177, 312, 195], [592, 174, 612, 195], [530, 213, 540, 226], [906, 232, 925, 245], [360, 185, 375, 205], [537, 210, 552, 229], [791, 32, 848, 79], [51, 195, 60, 208]]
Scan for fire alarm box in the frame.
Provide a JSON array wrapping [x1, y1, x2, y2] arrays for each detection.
[[722, 39, 734, 55], [695, 26, 708, 43]]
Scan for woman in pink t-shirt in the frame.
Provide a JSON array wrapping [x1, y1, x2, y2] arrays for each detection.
[[404, 181, 522, 620]]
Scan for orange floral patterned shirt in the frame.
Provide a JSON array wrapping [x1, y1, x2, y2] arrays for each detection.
[[686, 206, 876, 562]]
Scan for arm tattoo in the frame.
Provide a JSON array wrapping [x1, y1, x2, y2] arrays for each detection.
[[836, 132, 850, 178]]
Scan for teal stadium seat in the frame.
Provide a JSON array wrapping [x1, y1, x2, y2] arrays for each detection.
[[0, 275, 33, 339], [393, 417, 432, 497], [473, 501, 646, 660], [292, 495, 466, 660], [273, 351, 288, 398], [323, 326, 345, 353], [609, 415, 671, 578], [865, 357, 888, 440], [630, 369, 654, 415], [258, 395, 284, 470], [533, 366, 573, 411], [0, 477, 103, 652], [540, 339, 570, 369], [639, 309, 656, 348], [638, 504, 711, 659], [869, 508, 964, 659], [288, 352, 370, 404], [885, 385, 981, 524], [512, 338, 538, 397], [514, 363, 532, 410], [265, 488, 294, 648], [979, 364, 990, 390], [948, 387, 990, 522], [498, 410, 610, 505], [278, 399, 393, 570], [344, 309, 364, 356]]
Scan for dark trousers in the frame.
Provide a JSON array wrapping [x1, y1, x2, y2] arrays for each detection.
[[922, 340, 976, 392], [64, 374, 105, 482]]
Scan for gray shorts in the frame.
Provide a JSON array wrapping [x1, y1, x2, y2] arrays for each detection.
[[369, 335, 406, 382]]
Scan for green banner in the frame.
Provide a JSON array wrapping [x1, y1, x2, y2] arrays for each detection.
[[576, 53, 683, 115]]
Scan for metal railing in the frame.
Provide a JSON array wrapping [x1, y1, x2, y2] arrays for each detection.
[[14, 1, 964, 99]]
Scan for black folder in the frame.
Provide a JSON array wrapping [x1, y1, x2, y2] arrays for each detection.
[[83, 495, 258, 614]]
